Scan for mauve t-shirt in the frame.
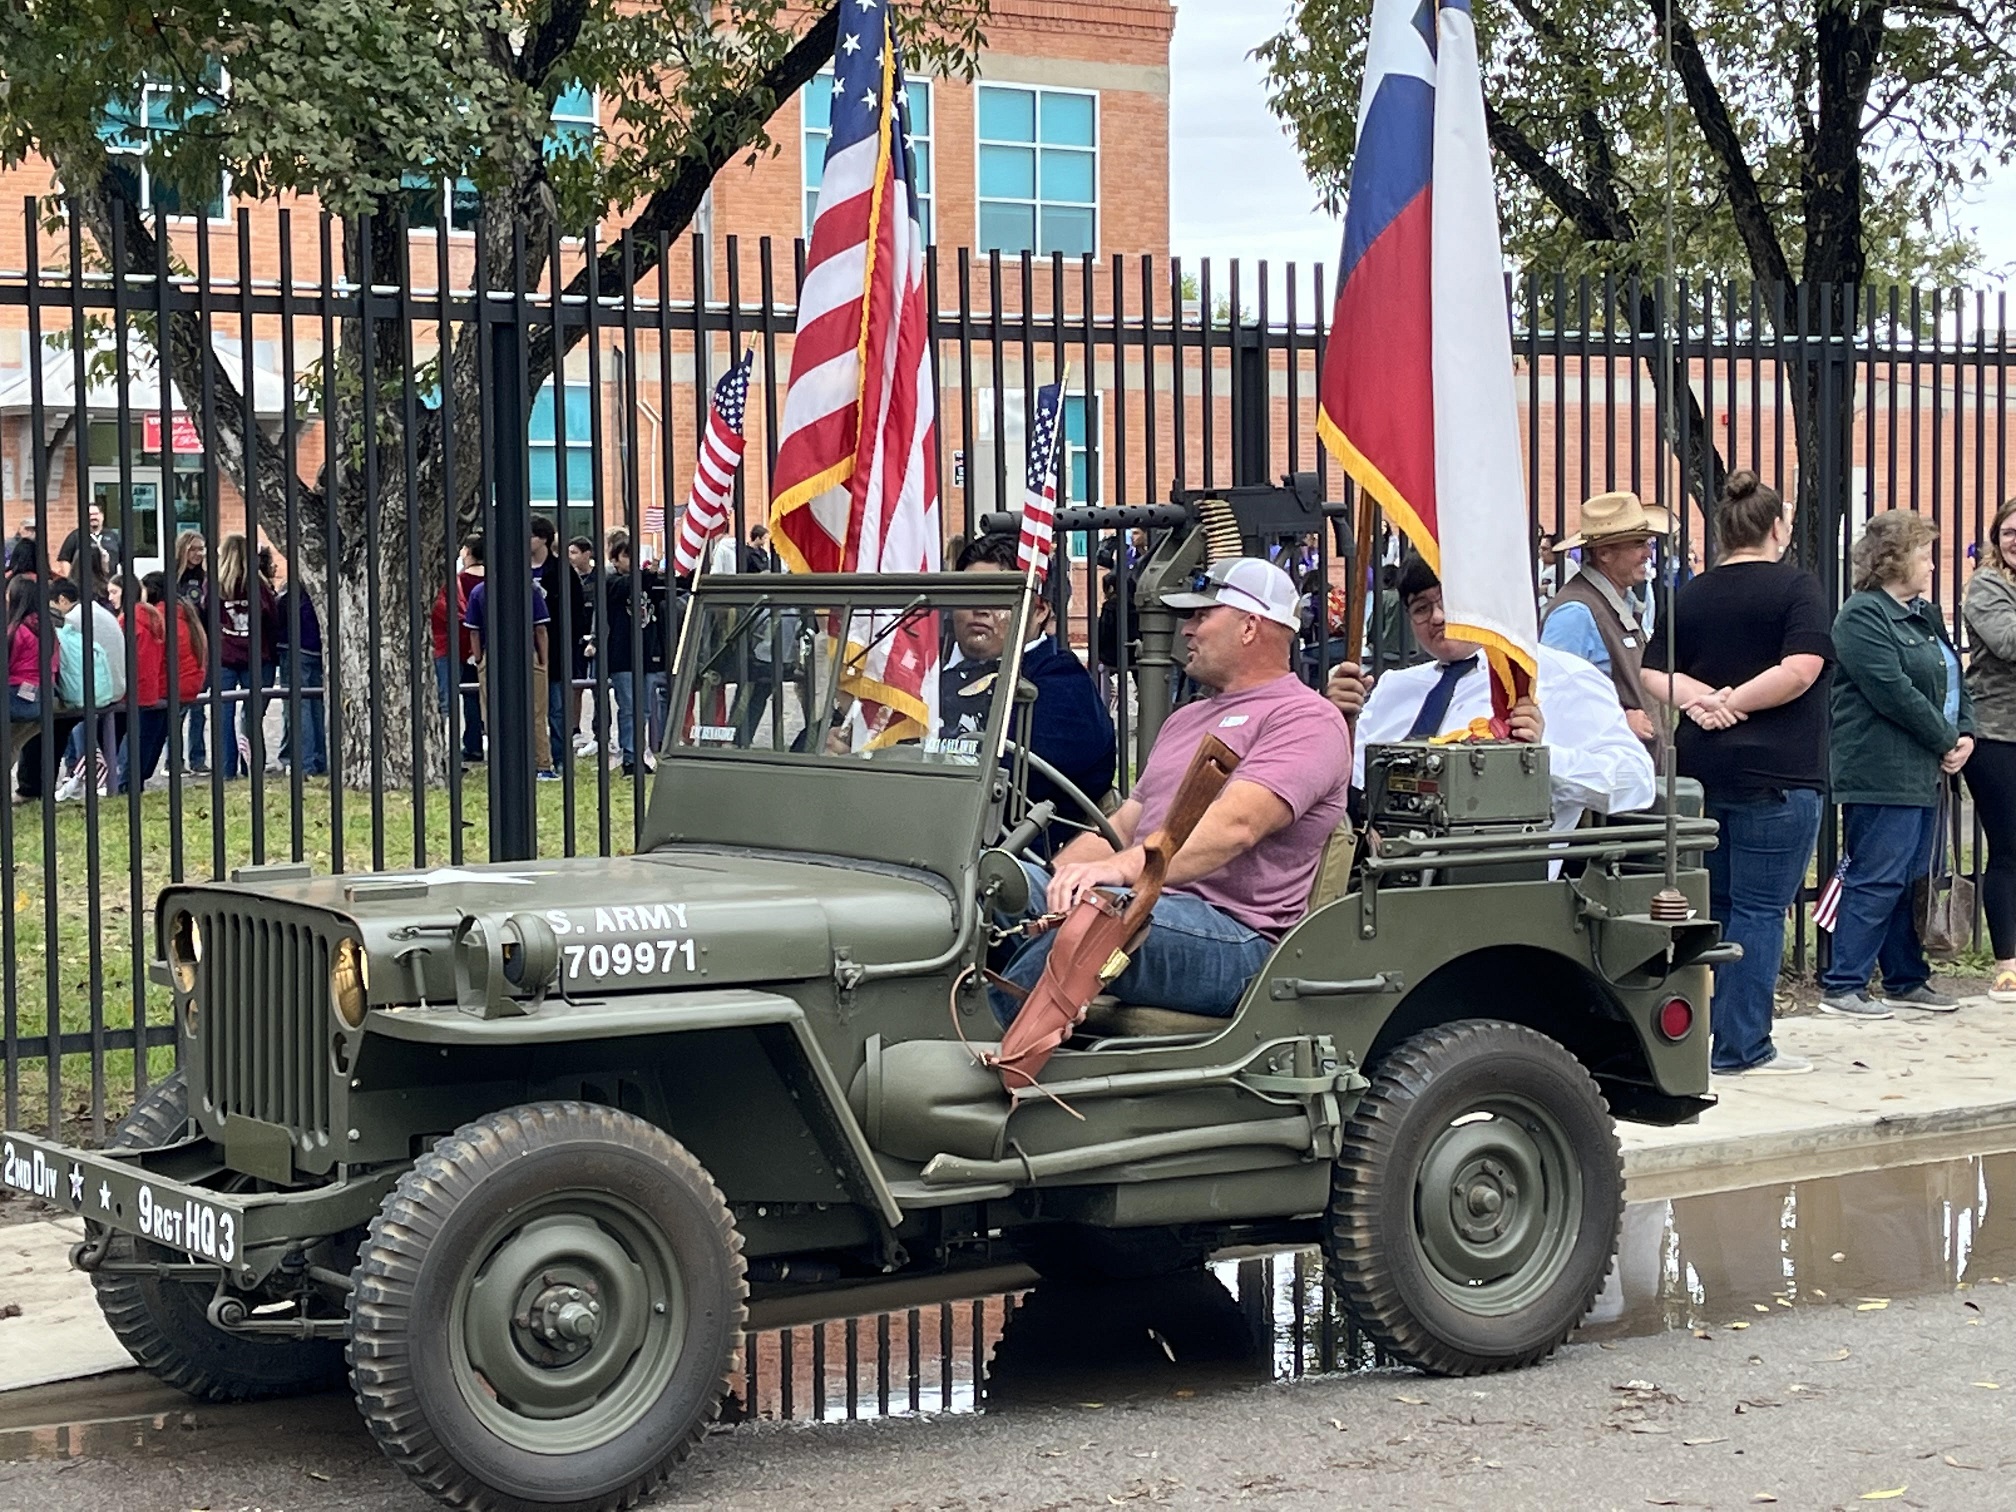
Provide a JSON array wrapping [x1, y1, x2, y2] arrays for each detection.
[[1130, 673, 1352, 938]]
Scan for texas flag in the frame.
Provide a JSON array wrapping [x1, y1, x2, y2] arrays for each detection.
[[1317, 0, 1536, 721]]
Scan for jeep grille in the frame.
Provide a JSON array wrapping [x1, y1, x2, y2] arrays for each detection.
[[194, 910, 333, 1142]]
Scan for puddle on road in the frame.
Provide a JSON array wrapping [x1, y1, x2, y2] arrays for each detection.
[[5, 1153, 2014, 1458]]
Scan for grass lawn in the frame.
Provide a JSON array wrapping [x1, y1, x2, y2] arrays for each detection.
[[2, 759, 644, 1140]]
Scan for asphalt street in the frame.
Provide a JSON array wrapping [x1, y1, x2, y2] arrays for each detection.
[[0, 1284, 2008, 1512]]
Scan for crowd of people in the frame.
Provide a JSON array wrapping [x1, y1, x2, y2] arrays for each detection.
[[4, 509, 326, 801], [5, 489, 2012, 1064]]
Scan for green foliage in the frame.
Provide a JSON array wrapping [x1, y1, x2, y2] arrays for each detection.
[[1256, 0, 2016, 287], [0, 0, 988, 231]]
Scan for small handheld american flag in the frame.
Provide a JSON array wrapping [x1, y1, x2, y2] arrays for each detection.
[[672, 350, 755, 575], [1813, 853, 1852, 933], [1016, 382, 1066, 585]]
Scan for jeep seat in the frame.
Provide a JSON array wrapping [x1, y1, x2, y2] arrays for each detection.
[[1079, 995, 1231, 1039]]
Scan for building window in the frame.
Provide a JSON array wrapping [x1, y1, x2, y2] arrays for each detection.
[[1061, 393, 1099, 559], [402, 174, 481, 233], [977, 85, 1096, 259], [549, 82, 598, 158], [97, 71, 227, 220], [530, 382, 595, 535], [803, 71, 932, 242]]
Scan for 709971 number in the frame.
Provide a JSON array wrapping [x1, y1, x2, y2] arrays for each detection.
[[564, 938, 696, 981]]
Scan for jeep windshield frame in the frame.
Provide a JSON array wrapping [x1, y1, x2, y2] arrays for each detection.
[[638, 573, 1037, 883]]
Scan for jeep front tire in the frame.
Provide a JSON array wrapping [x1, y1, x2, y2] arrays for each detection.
[[349, 1102, 747, 1512]]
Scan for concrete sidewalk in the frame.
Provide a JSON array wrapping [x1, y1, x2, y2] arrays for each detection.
[[5, 995, 2015, 1396]]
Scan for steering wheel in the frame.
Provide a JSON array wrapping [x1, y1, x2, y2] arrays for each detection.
[[1000, 739, 1124, 854]]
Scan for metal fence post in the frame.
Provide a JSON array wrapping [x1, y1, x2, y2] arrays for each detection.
[[488, 311, 538, 861]]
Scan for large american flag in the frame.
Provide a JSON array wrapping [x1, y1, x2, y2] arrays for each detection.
[[768, 0, 940, 742], [1017, 382, 1065, 585], [671, 350, 755, 575]]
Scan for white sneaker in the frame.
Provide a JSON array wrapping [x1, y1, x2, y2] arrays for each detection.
[[53, 770, 84, 802]]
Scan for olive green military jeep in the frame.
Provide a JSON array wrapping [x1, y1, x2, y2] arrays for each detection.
[[0, 568, 1720, 1512]]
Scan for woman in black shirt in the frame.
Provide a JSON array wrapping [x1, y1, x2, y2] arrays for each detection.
[[1642, 472, 1835, 1077]]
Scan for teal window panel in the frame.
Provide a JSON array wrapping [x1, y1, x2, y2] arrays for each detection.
[[979, 202, 1035, 256], [980, 144, 1035, 199], [1039, 148, 1095, 203], [979, 87, 1035, 142], [1039, 92, 1095, 146]]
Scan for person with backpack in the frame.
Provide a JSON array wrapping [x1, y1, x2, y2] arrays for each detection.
[[54, 560, 127, 800], [209, 532, 280, 780], [118, 572, 208, 792]]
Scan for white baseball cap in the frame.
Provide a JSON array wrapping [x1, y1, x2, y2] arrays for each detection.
[[1161, 557, 1301, 628]]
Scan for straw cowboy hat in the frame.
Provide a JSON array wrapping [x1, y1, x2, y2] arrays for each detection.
[[1557, 490, 1676, 550]]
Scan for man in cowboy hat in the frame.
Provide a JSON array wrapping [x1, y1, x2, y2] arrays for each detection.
[[1542, 490, 1675, 748]]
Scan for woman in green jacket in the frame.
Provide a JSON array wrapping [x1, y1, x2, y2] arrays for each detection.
[[1820, 511, 1973, 1018]]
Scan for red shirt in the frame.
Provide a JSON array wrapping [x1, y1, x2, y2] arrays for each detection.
[[431, 569, 482, 661], [127, 603, 168, 707]]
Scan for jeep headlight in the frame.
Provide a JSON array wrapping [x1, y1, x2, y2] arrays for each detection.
[[168, 909, 202, 993], [331, 937, 370, 1029]]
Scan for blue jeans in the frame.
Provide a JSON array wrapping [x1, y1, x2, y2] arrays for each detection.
[[435, 656, 484, 758], [547, 676, 568, 769], [117, 707, 170, 792], [609, 670, 639, 766], [185, 702, 207, 768], [1819, 802, 1940, 998], [215, 663, 275, 779], [988, 860, 1275, 1028], [281, 652, 325, 776], [1705, 788, 1823, 1072]]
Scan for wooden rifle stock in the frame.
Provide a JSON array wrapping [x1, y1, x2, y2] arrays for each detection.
[[986, 734, 1241, 1093], [1118, 733, 1240, 931]]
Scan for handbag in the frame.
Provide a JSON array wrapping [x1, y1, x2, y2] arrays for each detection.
[[1913, 778, 1976, 961]]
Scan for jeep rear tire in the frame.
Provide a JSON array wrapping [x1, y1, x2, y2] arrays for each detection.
[[90, 1071, 348, 1402], [348, 1102, 746, 1512], [1324, 1021, 1623, 1376]]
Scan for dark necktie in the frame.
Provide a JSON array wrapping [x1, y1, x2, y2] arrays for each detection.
[[1406, 656, 1479, 739]]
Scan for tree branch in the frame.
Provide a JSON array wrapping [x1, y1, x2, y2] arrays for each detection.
[[1648, 0, 1795, 287], [1485, 103, 1635, 242], [524, 2, 844, 388]]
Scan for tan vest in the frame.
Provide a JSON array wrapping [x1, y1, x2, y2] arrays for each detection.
[[1544, 568, 1649, 714]]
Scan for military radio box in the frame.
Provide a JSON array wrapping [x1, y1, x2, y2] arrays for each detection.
[[1365, 740, 1552, 842]]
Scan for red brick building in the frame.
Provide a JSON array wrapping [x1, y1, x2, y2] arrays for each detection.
[[0, 0, 1178, 571]]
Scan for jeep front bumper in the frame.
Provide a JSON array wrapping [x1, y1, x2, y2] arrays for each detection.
[[2, 1129, 397, 1285]]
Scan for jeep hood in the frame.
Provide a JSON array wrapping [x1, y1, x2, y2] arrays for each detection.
[[159, 850, 958, 1001]]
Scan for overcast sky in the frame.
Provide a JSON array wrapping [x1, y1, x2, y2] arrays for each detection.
[[1167, 0, 2016, 295]]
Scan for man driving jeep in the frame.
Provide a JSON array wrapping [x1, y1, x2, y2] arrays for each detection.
[[990, 557, 1352, 1026]]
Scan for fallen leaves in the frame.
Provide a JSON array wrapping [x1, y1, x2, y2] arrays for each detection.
[[1393, 1394, 1428, 1405], [1858, 1488, 1907, 1501], [1971, 1381, 2001, 1389], [1856, 1299, 1890, 1311], [1683, 1436, 1729, 1447]]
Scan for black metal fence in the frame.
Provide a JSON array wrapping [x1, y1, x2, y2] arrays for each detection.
[[0, 197, 2011, 1136]]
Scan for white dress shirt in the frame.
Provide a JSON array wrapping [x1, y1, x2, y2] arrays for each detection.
[[1353, 643, 1657, 832]]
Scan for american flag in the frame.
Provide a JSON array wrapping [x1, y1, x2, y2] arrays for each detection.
[[1813, 853, 1852, 933], [1017, 383, 1065, 585], [767, 0, 940, 742], [671, 350, 755, 575]]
